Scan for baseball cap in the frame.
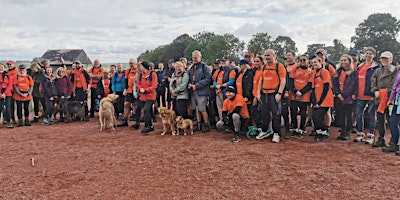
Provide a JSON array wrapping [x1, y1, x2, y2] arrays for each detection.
[[380, 51, 393, 58], [239, 59, 249, 65], [245, 52, 254, 58], [315, 49, 327, 55], [75, 61, 82, 64], [214, 59, 221, 64], [349, 50, 360, 56], [226, 86, 236, 93], [221, 56, 229, 61], [7, 60, 15, 65], [18, 64, 26, 69]]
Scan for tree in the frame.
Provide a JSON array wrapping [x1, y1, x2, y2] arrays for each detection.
[[325, 39, 349, 63], [306, 43, 326, 56], [247, 32, 274, 55], [351, 13, 400, 60], [273, 36, 297, 62]]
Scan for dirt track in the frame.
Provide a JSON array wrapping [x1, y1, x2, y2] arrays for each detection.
[[0, 117, 399, 199]]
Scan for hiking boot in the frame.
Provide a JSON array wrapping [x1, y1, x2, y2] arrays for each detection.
[[117, 118, 128, 127], [131, 124, 139, 129], [24, 120, 31, 126], [293, 130, 304, 139], [141, 126, 154, 134], [231, 135, 241, 143], [365, 133, 375, 145], [41, 117, 49, 126], [7, 121, 13, 128], [372, 137, 387, 148], [285, 129, 293, 139], [351, 126, 357, 133], [255, 130, 273, 140], [382, 142, 399, 152], [31, 116, 39, 123], [272, 133, 280, 143], [337, 131, 349, 140], [354, 132, 365, 143], [309, 129, 316, 136], [17, 120, 24, 127], [319, 130, 329, 142], [202, 123, 210, 133], [194, 123, 202, 132]]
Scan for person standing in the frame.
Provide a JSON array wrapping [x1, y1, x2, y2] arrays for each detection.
[[288, 55, 314, 139], [354, 47, 380, 143], [5, 60, 18, 127], [137, 60, 158, 134], [111, 63, 126, 118], [88, 59, 104, 117], [283, 50, 297, 138], [333, 55, 358, 140], [41, 67, 59, 125], [385, 66, 400, 155], [118, 59, 139, 127], [310, 57, 334, 142], [235, 59, 254, 128], [371, 51, 398, 148], [55, 67, 72, 122], [0, 63, 11, 125], [169, 61, 190, 118], [30, 63, 47, 123], [71, 61, 90, 116], [255, 49, 287, 143], [13, 65, 33, 127], [251, 55, 264, 128], [162, 59, 175, 109], [188, 50, 212, 132]]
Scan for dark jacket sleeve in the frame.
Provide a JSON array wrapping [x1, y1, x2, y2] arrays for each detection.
[[96, 78, 105, 98], [243, 70, 254, 101], [317, 83, 330, 105], [195, 64, 212, 91], [341, 71, 358, 98]]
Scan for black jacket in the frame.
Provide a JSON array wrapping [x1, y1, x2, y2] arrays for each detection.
[[237, 69, 254, 102]]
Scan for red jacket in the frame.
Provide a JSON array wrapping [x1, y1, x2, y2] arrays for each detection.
[[137, 70, 157, 101], [0, 72, 12, 97]]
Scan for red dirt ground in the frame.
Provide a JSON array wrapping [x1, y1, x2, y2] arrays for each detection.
[[0, 116, 399, 199]]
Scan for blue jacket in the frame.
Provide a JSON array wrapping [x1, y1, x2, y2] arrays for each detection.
[[112, 70, 126, 93], [188, 61, 211, 96]]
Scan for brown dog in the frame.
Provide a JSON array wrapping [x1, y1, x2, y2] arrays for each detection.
[[158, 106, 176, 135], [99, 94, 119, 131], [176, 116, 193, 136]]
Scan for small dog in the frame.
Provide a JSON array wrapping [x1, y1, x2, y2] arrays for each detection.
[[176, 116, 194, 136], [99, 94, 119, 131], [68, 101, 87, 122], [158, 106, 176, 135]]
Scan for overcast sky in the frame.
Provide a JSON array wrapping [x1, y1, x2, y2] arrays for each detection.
[[1, 0, 400, 63]]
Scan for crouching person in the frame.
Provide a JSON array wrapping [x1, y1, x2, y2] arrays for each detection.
[[216, 86, 250, 143], [13, 65, 34, 126]]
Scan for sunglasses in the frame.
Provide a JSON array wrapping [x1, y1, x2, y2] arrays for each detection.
[[301, 59, 307, 62], [254, 60, 260, 63]]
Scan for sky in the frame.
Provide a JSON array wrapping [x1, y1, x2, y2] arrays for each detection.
[[1, 0, 400, 63]]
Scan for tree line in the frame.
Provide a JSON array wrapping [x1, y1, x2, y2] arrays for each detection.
[[138, 13, 400, 66]]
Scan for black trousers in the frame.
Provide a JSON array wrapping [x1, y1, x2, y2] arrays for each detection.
[[173, 98, 189, 119], [33, 96, 47, 117], [135, 100, 155, 127], [90, 88, 98, 115], [5, 96, 15, 121], [290, 100, 308, 131], [74, 88, 88, 116], [260, 93, 281, 134], [377, 108, 390, 138], [312, 107, 329, 131], [337, 102, 355, 133], [114, 92, 124, 116], [281, 97, 290, 131], [16, 100, 29, 119]]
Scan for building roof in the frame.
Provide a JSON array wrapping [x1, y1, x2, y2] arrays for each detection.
[[41, 49, 92, 65]]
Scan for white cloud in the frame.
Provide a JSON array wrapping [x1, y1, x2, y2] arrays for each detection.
[[0, 0, 400, 62]]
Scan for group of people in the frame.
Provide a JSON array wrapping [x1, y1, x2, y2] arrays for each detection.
[[1, 47, 400, 156]]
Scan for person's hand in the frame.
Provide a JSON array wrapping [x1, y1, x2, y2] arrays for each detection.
[[188, 84, 192, 89], [171, 92, 177, 97], [191, 85, 196, 91], [216, 85, 221, 89], [244, 97, 248, 102], [352, 95, 357, 100], [388, 100, 394, 106], [375, 91, 379, 98], [61, 57, 65, 64], [66, 96, 71, 99], [296, 91, 302, 97], [123, 90, 127, 96], [256, 94, 261, 102], [284, 91, 289, 98], [275, 93, 281, 103], [313, 104, 320, 108], [140, 88, 145, 93], [50, 97, 54, 101], [61, 96, 65, 99], [97, 95, 101, 99], [252, 98, 258, 106]]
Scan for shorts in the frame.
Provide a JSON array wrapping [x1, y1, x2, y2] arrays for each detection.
[[124, 93, 137, 103], [191, 92, 208, 112]]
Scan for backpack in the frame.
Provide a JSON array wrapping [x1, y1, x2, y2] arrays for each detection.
[[246, 126, 259, 138], [261, 63, 287, 92]]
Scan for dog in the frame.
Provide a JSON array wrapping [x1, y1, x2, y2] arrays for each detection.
[[176, 116, 193, 136], [99, 94, 119, 131], [68, 101, 87, 122], [158, 106, 176, 135]]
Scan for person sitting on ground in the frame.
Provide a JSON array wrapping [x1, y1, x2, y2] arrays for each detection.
[[216, 86, 250, 143]]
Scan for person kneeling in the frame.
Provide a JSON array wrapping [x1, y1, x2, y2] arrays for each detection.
[[216, 86, 249, 143]]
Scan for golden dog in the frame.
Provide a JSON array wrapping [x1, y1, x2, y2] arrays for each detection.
[[158, 106, 176, 135], [99, 94, 119, 131], [176, 116, 193, 136]]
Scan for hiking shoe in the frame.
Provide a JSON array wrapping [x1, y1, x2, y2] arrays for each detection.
[[17, 120, 24, 127], [351, 126, 357, 133], [293, 130, 304, 139], [131, 124, 139, 129], [231, 135, 241, 143], [141, 126, 154, 134], [320, 134, 330, 142], [25, 120, 31, 126], [202, 123, 210, 133], [255, 130, 273, 140], [117, 118, 128, 127], [48, 118, 54, 125], [313, 134, 322, 142], [354, 132, 365, 143], [285, 129, 294, 139], [31, 116, 39, 123], [373, 137, 387, 148], [395, 150, 400, 156], [272, 133, 280, 143], [7, 122, 13, 128], [194, 123, 202, 132], [382, 142, 399, 152], [364, 133, 374, 145], [41, 118, 50, 126]]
